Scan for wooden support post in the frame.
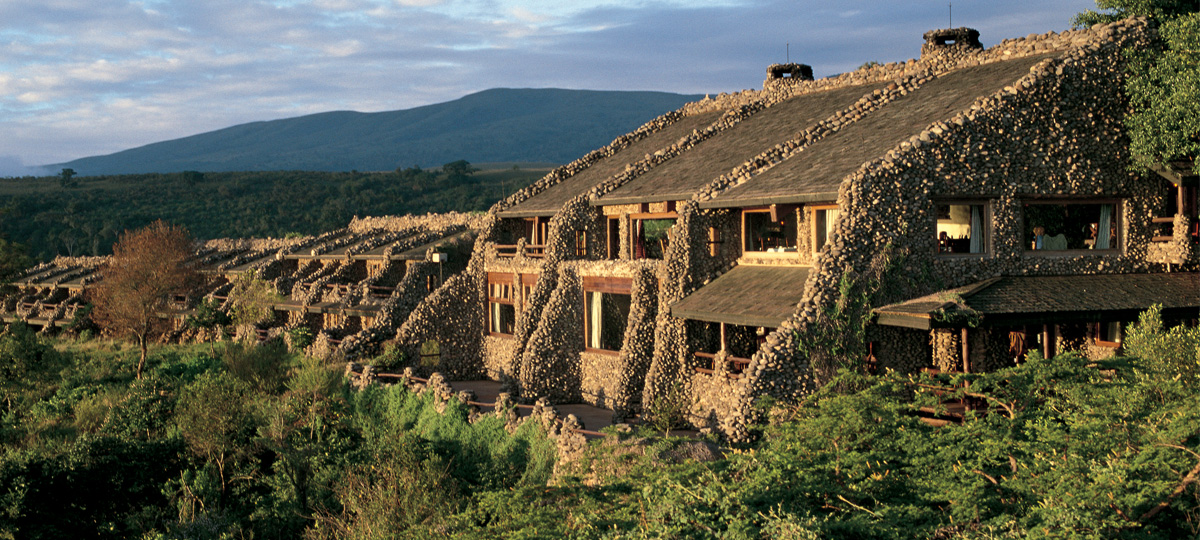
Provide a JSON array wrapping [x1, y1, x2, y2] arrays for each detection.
[[961, 327, 970, 374], [1179, 184, 1186, 216], [769, 204, 780, 222], [720, 323, 727, 352], [1042, 324, 1053, 359]]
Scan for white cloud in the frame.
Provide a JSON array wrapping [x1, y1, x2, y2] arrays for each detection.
[[0, 0, 1099, 165]]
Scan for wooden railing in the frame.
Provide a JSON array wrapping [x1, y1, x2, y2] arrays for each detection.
[[1151, 215, 1200, 243], [693, 352, 751, 379], [494, 244, 546, 259]]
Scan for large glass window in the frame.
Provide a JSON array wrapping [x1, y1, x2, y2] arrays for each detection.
[[936, 203, 988, 254], [633, 218, 675, 259], [584, 291, 631, 352], [744, 209, 797, 253], [812, 206, 839, 252], [487, 273, 515, 336], [1024, 202, 1120, 252]]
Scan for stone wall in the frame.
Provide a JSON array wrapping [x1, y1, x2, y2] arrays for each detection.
[[710, 18, 1159, 439]]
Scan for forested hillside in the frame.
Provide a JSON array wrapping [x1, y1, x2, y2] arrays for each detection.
[[0, 165, 545, 260], [52, 88, 704, 175]]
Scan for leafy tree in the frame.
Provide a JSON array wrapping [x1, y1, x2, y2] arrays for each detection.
[[1075, 1, 1200, 175], [91, 220, 201, 378], [1073, 0, 1198, 26], [441, 159, 477, 178], [186, 297, 231, 356], [175, 372, 258, 497], [1126, 12, 1200, 175], [0, 322, 53, 412], [0, 238, 32, 284], [225, 270, 282, 328]]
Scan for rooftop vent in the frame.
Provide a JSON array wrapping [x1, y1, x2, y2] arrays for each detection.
[[766, 63, 814, 81]]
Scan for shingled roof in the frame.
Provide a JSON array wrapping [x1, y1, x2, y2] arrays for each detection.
[[875, 273, 1200, 329], [594, 83, 886, 206], [703, 53, 1058, 208], [497, 110, 726, 218], [669, 265, 811, 327]]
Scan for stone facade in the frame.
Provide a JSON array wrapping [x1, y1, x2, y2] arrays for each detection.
[[387, 18, 1197, 441]]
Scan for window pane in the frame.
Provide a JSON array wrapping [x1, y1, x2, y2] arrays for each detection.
[[745, 211, 797, 252], [1024, 202, 1118, 251], [585, 291, 631, 351], [937, 204, 986, 254]]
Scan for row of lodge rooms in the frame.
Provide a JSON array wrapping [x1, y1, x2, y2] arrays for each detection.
[[4, 20, 1196, 440], [1, 214, 479, 358], [390, 19, 1198, 438]]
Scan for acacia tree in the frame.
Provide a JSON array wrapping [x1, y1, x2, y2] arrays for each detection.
[[91, 220, 200, 378]]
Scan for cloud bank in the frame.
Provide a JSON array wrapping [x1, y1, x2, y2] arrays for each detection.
[[0, 0, 1095, 168]]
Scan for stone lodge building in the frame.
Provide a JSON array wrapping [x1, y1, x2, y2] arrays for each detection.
[[4, 19, 1197, 440], [387, 19, 1199, 438]]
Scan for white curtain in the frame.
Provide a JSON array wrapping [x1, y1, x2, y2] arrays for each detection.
[[969, 205, 983, 253], [490, 303, 501, 333], [1095, 204, 1113, 249], [589, 291, 603, 348], [824, 209, 839, 246]]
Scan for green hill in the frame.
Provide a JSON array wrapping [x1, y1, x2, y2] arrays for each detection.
[[52, 88, 705, 175]]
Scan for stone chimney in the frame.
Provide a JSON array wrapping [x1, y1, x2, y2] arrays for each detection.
[[920, 27, 983, 63], [763, 63, 813, 92]]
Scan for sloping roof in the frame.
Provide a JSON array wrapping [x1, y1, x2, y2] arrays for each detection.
[[395, 229, 475, 260], [497, 110, 726, 218], [669, 265, 811, 327], [704, 53, 1057, 208], [875, 273, 1200, 329], [595, 83, 886, 206]]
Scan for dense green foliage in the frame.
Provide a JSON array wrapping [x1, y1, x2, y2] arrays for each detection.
[[1074, 1, 1200, 175], [0, 337, 555, 539], [0, 166, 544, 260], [53, 89, 703, 175], [2, 308, 1198, 538], [1125, 12, 1200, 175]]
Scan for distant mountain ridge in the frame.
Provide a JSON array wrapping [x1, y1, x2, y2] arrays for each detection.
[[53, 88, 706, 175]]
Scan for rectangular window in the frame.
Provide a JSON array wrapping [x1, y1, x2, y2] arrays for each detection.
[[582, 276, 633, 353], [607, 217, 621, 260], [936, 203, 989, 254], [487, 273, 515, 336], [708, 226, 722, 257], [631, 214, 676, 259], [743, 209, 798, 253], [575, 230, 587, 257], [519, 273, 538, 309], [1024, 201, 1121, 252], [1094, 321, 1123, 347], [811, 205, 839, 252]]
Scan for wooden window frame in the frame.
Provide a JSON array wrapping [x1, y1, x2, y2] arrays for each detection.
[[808, 204, 839, 254], [629, 211, 678, 260], [933, 199, 992, 257], [1093, 321, 1123, 348], [581, 276, 633, 355], [574, 230, 587, 257], [487, 272, 516, 337], [742, 205, 799, 257], [1022, 198, 1124, 256]]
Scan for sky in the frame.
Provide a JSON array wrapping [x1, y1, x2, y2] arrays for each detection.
[[0, 0, 1099, 175]]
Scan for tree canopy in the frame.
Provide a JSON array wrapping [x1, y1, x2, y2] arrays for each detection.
[[1075, 1, 1200, 175], [91, 220, 200, 378]]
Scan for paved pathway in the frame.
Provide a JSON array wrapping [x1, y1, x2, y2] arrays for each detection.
[[447, 380, 618, 433]]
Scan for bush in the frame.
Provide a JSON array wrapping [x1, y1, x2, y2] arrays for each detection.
[[223, 341, 292, 394]]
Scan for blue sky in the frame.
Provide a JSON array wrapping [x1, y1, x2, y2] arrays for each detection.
[[0, 0, 1097, 174]]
